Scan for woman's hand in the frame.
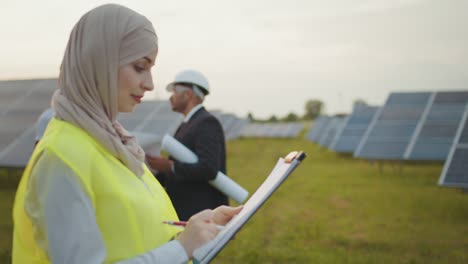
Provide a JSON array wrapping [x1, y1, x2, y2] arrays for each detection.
[[177, 210, 219, 258], [177, 206, 243, 258], [213, 205, 243, 225]]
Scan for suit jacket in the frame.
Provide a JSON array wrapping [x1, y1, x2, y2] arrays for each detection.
[[156, 107, 229, 220]]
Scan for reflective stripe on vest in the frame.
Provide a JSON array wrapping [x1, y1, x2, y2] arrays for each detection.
[[13, 118, 180, 263]]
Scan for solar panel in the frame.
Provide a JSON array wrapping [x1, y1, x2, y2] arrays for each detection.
[[0, 79, 252, 167], [354, 92, 432, 160], [0, 127, 36, 167], [0, 80, 45, 113], [305, 116, 330, 142], [458, 115, 468, 144], [317, 117, 347, 148], [241, 123, 263, 137], [210, 112, 250, 141], [240, 122, 303, 138], [405, 91, 468, 160], [269, 124, 280, 137], [264, 124, 277, 137], [285, 123, 304, 138], [222, 115, 238, 132], [213, 113, 237, 137], [330, 105, 379, 153], [0, 79, 58, 167], [268, 123, 302, 138], [439, 104, 468, 188], [225, 118, 248, 140]]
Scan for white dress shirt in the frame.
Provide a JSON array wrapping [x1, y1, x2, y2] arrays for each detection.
[[183, 104, 203, 123]]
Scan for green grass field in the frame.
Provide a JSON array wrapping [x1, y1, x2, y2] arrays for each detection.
[[1, 135, 467, 263]]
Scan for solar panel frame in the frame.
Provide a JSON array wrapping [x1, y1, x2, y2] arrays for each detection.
[[438, 104, 468, 188]]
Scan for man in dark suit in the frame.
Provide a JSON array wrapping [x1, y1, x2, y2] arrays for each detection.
[[146, 69, 229, 221]]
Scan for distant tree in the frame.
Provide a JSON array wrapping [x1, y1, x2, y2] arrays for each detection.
[[282, 112, 299, 122], [353, 99, 368, 110], [268, 115, 278, 123], [247, 112, 255, 122], [303, 99, 323, 120]]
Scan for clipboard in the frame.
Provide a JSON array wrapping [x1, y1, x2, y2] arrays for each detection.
[[193, 151, 307, 264]]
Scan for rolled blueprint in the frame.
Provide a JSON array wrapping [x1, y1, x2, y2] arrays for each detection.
[[161, 134, 197, 163], [161, 134, 249, 203]]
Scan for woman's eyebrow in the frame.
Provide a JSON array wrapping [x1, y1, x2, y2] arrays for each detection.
[[143, 56, 153, 64]]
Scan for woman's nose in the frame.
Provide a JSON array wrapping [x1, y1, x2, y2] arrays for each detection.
[[142, 73, 154, 91]]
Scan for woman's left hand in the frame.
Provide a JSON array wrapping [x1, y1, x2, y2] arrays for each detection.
[[212, 205, 243, 225]]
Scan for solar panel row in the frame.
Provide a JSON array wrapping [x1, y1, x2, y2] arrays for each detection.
[[305, 91, 468, 188], [211, 112, 249, 140], [3, 79, 465, 187], [239, 123, 304, 138], [2, 79, 308, 168]]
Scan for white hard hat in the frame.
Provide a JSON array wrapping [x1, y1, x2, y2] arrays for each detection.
[[166, 69, 210, 95]]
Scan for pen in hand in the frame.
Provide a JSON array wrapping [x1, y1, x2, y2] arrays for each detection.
[[163, 220, 225, 230]]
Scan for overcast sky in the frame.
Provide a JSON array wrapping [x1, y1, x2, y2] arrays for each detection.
[[1, 0, 467, 118]]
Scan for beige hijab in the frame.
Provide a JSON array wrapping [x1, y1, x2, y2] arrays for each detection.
[[52, 4, 157, 176]]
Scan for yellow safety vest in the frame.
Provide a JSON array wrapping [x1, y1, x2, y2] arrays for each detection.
[[13, 118, 180, 263]]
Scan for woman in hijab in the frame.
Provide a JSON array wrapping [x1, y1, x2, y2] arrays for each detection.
[[12, 4, 241, 264]]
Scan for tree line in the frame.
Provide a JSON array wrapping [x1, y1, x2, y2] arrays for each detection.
[[247, 98, 367, 123], [247, 99, 323, 123]]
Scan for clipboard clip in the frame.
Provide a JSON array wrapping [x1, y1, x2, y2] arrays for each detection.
[[284, 151, 306, 163]]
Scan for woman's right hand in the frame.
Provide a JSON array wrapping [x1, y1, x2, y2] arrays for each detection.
[[177, 209, 220, 258]]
